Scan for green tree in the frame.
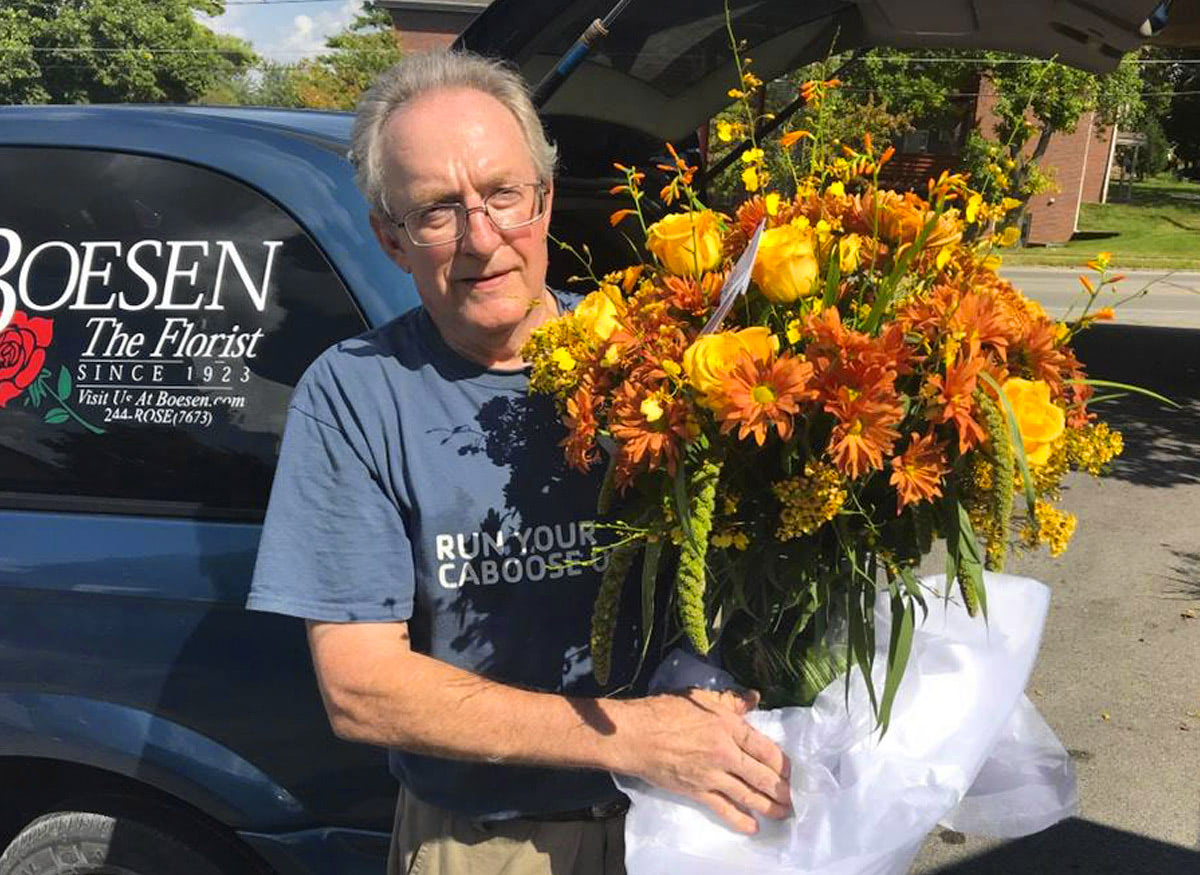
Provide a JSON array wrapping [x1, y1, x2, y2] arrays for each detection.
[[0, 0, 255, 105], [290, 2, 402, 110]]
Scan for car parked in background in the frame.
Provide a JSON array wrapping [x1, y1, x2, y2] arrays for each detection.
[[0, 1, 1179, 872]]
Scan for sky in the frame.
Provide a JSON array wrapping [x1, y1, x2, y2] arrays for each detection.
[[198, 0, 367, 63]]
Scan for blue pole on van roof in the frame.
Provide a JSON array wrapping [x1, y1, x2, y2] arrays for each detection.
[[531, 0, 636, 108]]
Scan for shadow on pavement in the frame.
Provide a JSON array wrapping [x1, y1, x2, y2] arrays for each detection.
[[1072, 325, 1200, 489], [926, 818, 1200, 874]]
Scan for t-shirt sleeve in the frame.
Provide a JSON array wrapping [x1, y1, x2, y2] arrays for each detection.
[[248, 373, 414, 623]]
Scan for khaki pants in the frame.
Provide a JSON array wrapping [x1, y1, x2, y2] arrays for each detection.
[[386, 788, 627, 875]]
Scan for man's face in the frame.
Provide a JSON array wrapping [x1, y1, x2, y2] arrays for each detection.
[[370, 87, 553, 346]]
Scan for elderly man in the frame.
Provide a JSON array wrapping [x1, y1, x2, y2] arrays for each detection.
[[248, 50, 790, 875]]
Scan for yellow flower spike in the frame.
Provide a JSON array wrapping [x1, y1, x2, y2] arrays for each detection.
[[640, 396, 664, 423]]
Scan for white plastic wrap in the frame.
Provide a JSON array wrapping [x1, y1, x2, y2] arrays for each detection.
[[615, 573, 1078, 875]]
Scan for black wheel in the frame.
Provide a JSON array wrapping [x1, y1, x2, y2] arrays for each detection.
[[0, 810, 231, 875]]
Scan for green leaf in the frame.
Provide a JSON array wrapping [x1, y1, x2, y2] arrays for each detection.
[[1069, 378, 1178, 409], [956, 500, 989, 620], [28, 381, 43, 406], [878, 593, 915, 734], [822, 250, 842, 307], [847, 583, 879, 716], [636, 537, 664, 675], [672, 462, 694, 544], [57, 366, 72, 400], [44, 408, 69, 424]]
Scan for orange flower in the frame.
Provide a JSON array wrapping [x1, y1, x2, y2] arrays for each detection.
[[825, 388, 904, 479], [889, 432, 950, 512], [562, 384, 600, 471], [925, 357, 987, 453], [610, 382, 693, 486], [716, 353, 816, 446]]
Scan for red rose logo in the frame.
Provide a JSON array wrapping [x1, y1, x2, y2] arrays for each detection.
[[0, 311, 54, 407]]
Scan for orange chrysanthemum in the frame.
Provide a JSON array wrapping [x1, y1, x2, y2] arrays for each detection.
[[716, 353, 816, 446], [610, 382, 694, 486], [925, 357, 987, 452], [562, 384, 600, 471], [824, 387, 904, 479], [889, 431, 950, 512]]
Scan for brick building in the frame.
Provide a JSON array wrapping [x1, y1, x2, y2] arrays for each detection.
[[973, 76, 1117, 244], [376, 0, 490, 52]]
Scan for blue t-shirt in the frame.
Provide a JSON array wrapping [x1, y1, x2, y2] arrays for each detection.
[[248, 298, 651, 819]]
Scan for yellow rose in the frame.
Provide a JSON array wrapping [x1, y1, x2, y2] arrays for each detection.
[[683, 327, 774, 408], [1002, 378, 1065, 466], [573, 286, 621, 341], [752, 220, 819, 303], [646, 211, 724, 278]]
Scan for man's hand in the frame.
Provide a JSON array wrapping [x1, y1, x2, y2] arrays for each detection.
[[610, 688, 792, 835]]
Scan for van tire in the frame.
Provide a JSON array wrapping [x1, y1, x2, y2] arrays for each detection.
[[0, 810, 228, 875]]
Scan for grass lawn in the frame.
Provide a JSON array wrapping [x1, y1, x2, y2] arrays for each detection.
[[1003, 176, 1200, 270]]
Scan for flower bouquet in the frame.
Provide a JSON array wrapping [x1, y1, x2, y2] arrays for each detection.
[[524, 68, 1128, 872]]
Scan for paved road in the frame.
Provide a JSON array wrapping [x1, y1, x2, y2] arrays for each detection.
[[1000, 268, 1200, 329], [911, 324, 1200, 873]]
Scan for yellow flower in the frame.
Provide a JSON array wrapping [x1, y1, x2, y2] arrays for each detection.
[[646, 210, 724, 278], [741, 166, 760, 192], [682, 327, 774, 408], [997, 226, 1021, 247], [640, 396, 664, 422], [551, 348, 577, 372], [573, 287, 621, 341], [838, 234, 861, 273], [965, 193, 983, 224], [1002, 378, 1065, 466], [827, 181, 845, 197], [716, 120, 736, 142], [752, 220, 819, 303], [764, 192, 781, 216]]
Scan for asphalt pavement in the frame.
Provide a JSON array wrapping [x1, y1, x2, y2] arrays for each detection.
[[910, 324, 1200, 873], [1000, 267, 1200, 330]]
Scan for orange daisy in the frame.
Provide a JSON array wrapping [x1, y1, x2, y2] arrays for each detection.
[[716, 353, 816, 446], [924, 356, 987, 452], [562, 384, 600, 472], [889, 432, 950, 512], [610, 382, 694, 486], [824, 387, 904, 479]]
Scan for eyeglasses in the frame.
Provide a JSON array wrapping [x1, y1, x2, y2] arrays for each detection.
[[387, 182, 549, 247]]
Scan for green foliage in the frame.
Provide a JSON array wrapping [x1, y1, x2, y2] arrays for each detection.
[[290, 3, 402, 110], [0, 0, 254, 105]]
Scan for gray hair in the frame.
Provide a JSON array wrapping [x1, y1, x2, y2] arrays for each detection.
[[351, 50, 558, 217]]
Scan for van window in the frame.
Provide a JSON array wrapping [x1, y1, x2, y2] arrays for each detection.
[[0, 147, 368, 518]]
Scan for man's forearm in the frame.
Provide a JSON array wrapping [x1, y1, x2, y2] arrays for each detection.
[[307, 621, 633, 775]]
